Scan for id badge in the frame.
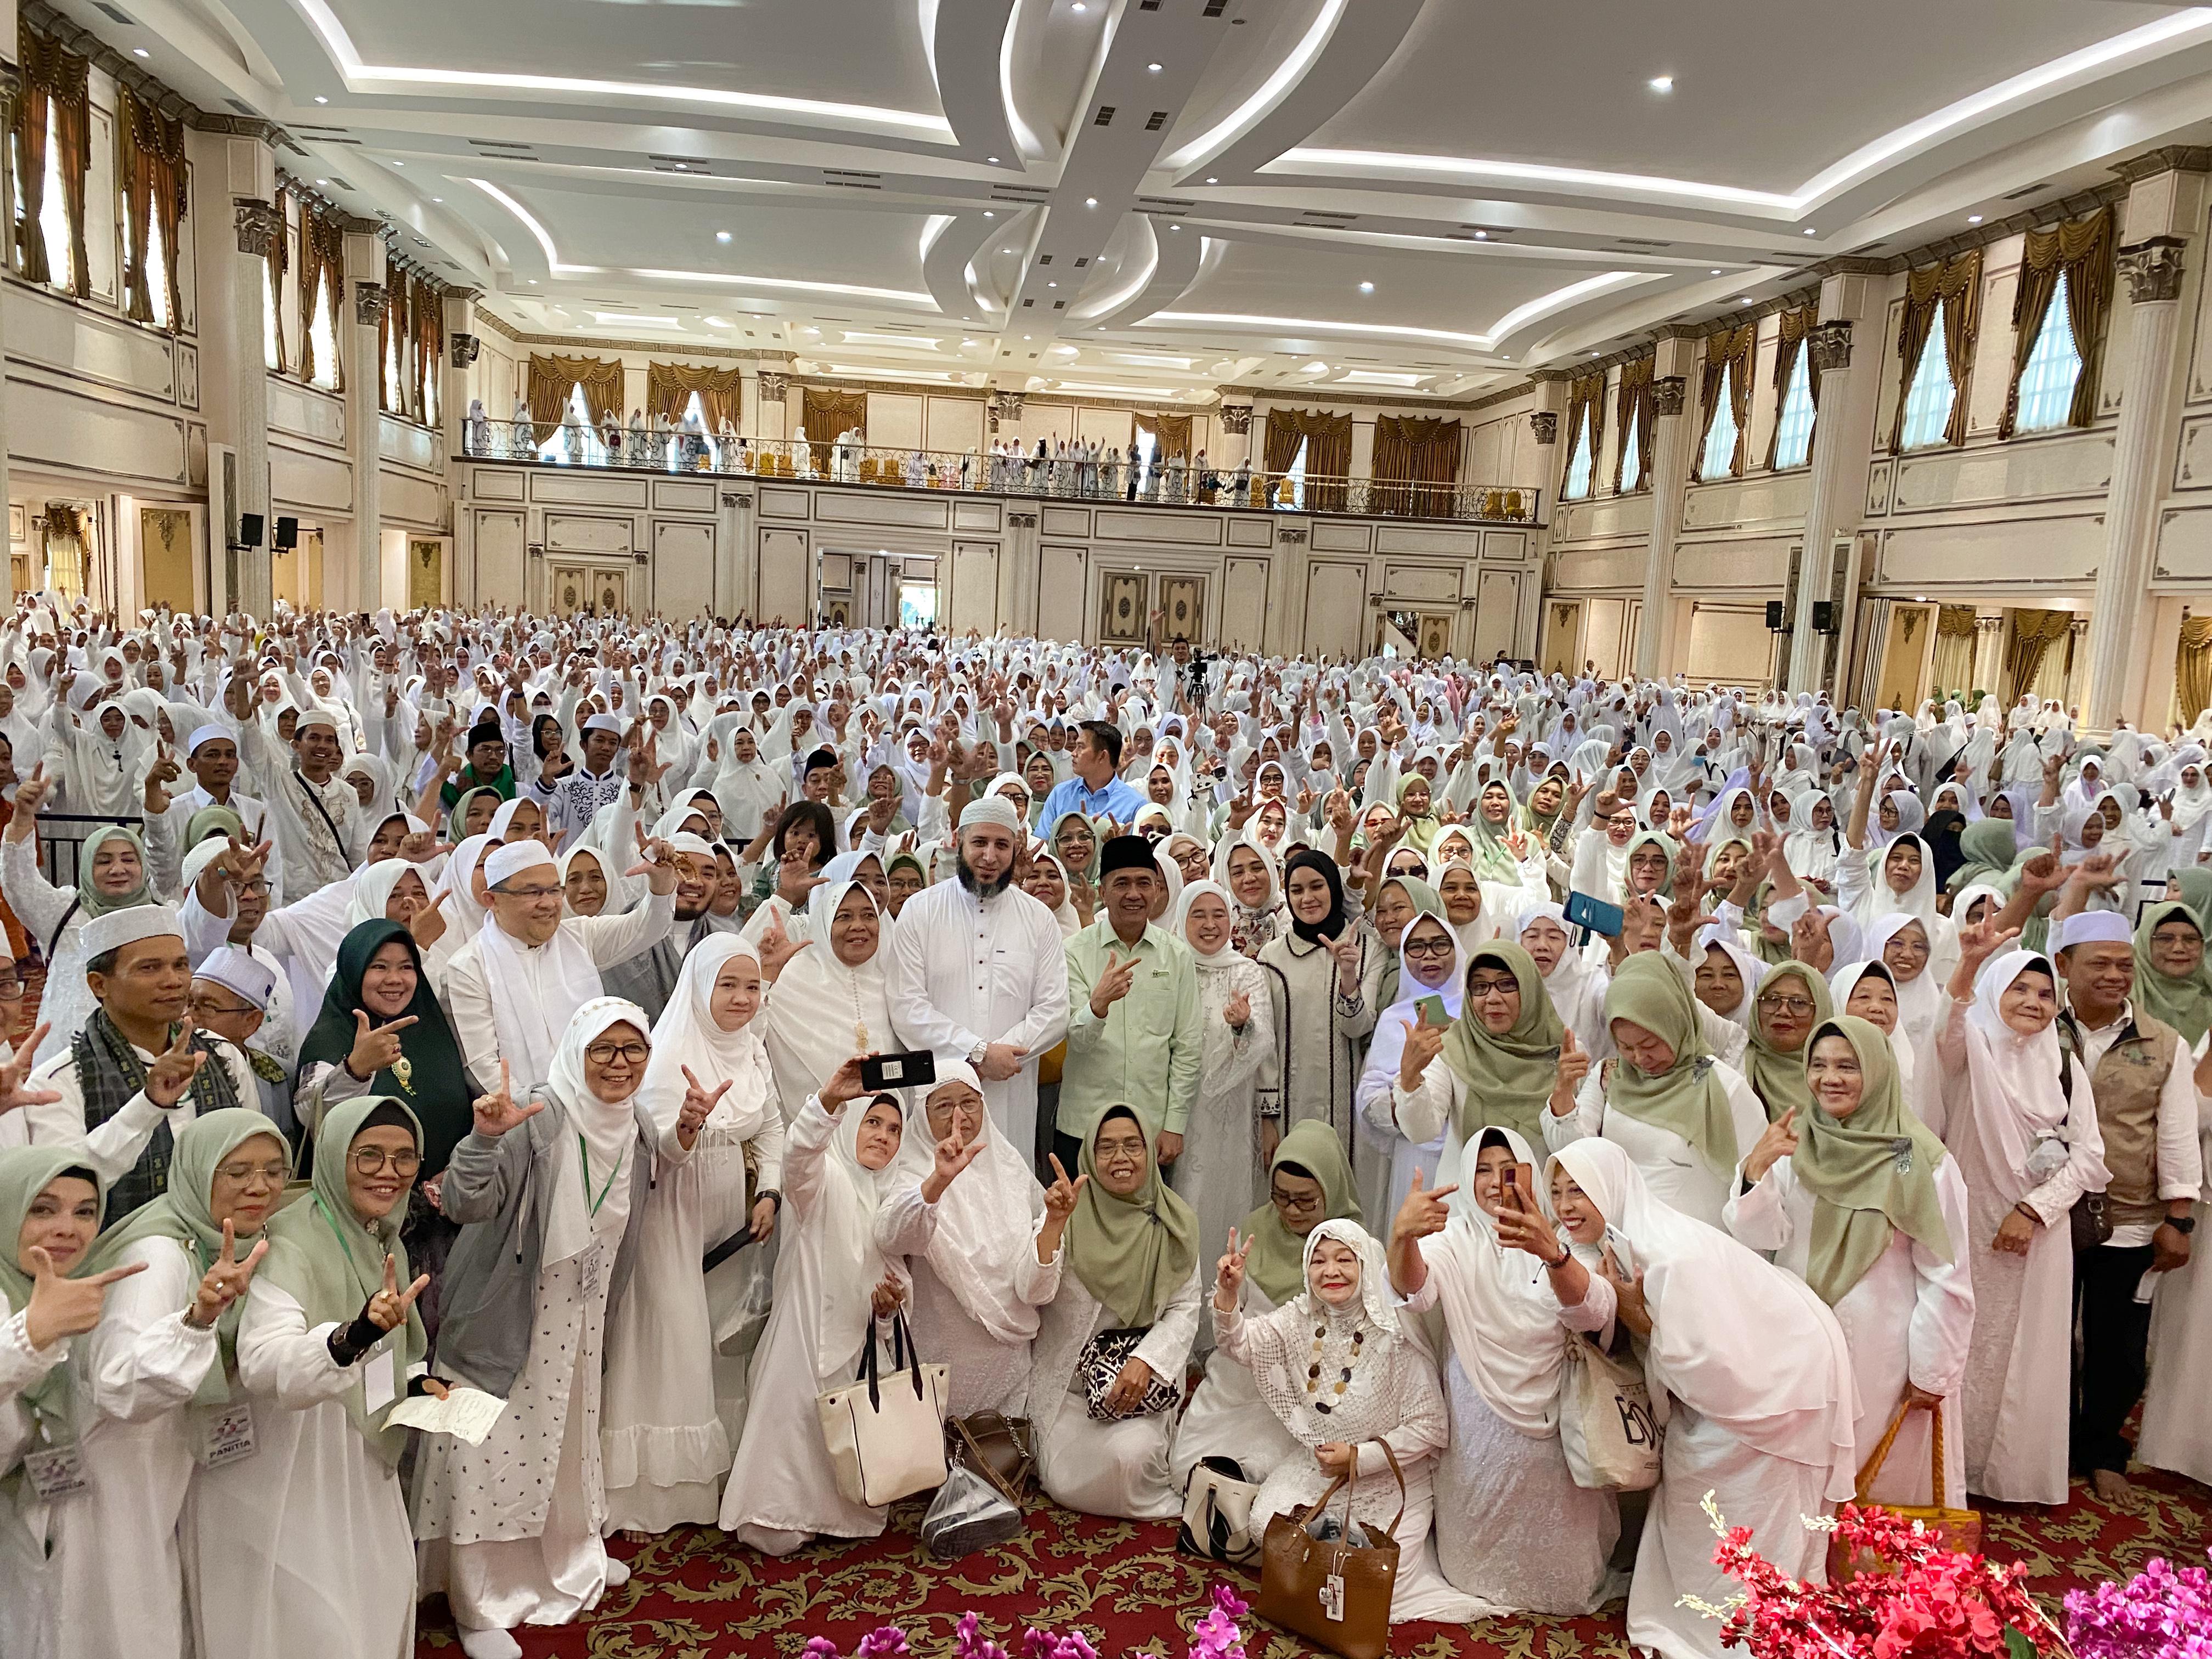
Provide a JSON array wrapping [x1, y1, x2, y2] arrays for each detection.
[[363, 1342, 399, 1415], [580, 1244, 605, 1301], [194, 1400, 258, 1469], [24, 1443, 88, 1499], [1320, 1571, 1345, 1623]]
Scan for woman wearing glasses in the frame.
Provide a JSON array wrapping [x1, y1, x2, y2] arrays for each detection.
[[1356, 901, 1460, 1223], [414, 999, 662, 1659], [1739, 962, 1833, 1125]]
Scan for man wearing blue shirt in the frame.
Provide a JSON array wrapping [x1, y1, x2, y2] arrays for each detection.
[[1038, 720, 1146, 827]]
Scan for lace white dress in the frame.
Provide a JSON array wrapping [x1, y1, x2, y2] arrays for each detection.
[[1172, 950, 1273, 1287]]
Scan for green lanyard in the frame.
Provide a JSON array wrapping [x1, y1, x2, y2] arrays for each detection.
[[312, 1193, 374, 1286], [577, 1135, 626, 1217]]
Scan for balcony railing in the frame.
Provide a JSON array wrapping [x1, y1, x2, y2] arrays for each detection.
[[461, 430, 1542, 526]]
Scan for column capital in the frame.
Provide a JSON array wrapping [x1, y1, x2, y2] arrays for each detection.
[[1530, 411, 1559, 444], [1807, 319, 1855, 373], [758, 371, 791, 402], [1218, 403, 1252, 435], [2119, 236, 2188, 304], [232, 197, 283, 257], [2110, 146, 2212, 185], [353, 279, 388, 326], [1528, 368, 1572, 385], [1651, 375, 1688, 417], [449, 332, 481, 368]]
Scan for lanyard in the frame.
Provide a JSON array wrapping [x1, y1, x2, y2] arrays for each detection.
[[312, 1193, 375, 1286], [577, 1135, 626, 1216]]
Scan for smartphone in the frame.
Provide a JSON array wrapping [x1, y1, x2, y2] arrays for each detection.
[[1415, 994, 1452, 1029], [860, 1050, 937, 1092], [1508, 1163, 1538, 1215], [1564, 890, 1625, 939]]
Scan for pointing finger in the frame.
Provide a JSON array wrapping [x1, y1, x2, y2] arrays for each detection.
[[220, 1217, 238, 1266], [382, 1253, 399, 1294], [398, 1273, 431, 1310], [1048, 1153, 1070, 1187], [90, 1260, 149, 1287]]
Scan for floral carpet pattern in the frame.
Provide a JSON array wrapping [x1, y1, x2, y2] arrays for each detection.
[[415, 1469, 2212, 1659]]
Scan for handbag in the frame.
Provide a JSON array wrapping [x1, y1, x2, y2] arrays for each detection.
[[947, 1411, 1034, 1503], [1826, 1395, 1980, 1582], [814, 1313, 950, 1506], [1558, 1330, 1662, 1491], [2070, 1190, 2113, 1252], [1180, 1455, 1263, 1567], [1079, 1327, 1182, 1420], [1256, 1440, 1404, 1659]]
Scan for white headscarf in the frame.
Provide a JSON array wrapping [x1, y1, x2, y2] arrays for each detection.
[[539, 996, 649, 1267], [475, 883, 609, 1094], [1958, 950, 2097, 1205], [760, 877, 894, 1117], [1029, 850, 1082, 938], [1863, 911, 1944, 1051], [638, 935, 777, 1155], [436, 834, 494, 938], [345, 856, 423, 930], [1171, 878, 1238, 968], [808, 1087, 905, 1375]]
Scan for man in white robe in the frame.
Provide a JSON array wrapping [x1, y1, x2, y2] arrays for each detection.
[[442, 839, 679, 1094], [259, 708, 357, 905], [887, 797, 1069, 1157]]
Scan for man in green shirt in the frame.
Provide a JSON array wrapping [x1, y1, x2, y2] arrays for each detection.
[[438, 718, 517, 810], [1061, 834, 1203, 1173]]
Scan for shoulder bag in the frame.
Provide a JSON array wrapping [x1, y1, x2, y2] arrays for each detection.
[[1079, 1327, 1183, 1420], [1558, 1329, 1662, 1491], [1179, 1455, 1263, 1566], [947, 1410, 1034, 1503], [1256, 1439, 1404, 1659], [814, 1312, 950, 1506]]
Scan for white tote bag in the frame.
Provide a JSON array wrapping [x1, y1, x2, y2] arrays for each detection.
[[1558, 1331, 1661, 1491], [815, 1313, 951, 1506]]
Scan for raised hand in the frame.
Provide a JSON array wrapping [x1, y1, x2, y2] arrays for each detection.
[[757, 912, 810, 983], [1088, 950, 1138, 1019], [1390, 1168, 1455, 1246], [407, 888, 449, 950], [1743, 1106, 1801, 1184], [1223, 990, 1251, 1031], [1212, 1226, 1254, 1310], [185, 1219, 270, 1331], [144, 1020, 205, 1109], [346, 1008, 417, 1081], [24, 1245, 146, 1350], [143, 743, 182, 813], [675, 1064, 732, 1149], [923, 1114, 985, 1199], [6, 763, 52, 828], [1041, 1153, 1088, 1226], [1598, 1248, 1651, 1338], [1396, 1016, 1444, 1091], [471, 1060, 544, 1137], [365, 1252, 431, 1332], [0, 1027, 60, 1117], [1550, 1026, 1588, 1114]]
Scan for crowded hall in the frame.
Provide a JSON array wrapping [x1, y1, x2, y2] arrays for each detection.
[[5, 4, 2212, 1659]]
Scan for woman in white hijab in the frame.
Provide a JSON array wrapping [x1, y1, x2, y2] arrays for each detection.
[[718, 1059, 909, 1554], [1210, 1218, 1480, 1623], [415, 998, 661, 1659], [1517, 903, 1609, 1058], [601, 938, 786, 1534], [759, 876, 895, 1121], [1386, 1126, 1620, 1614], [1170, 881, 1276, 1269], [1515, 1138, 1857, 1659], [875, 1059, 1073, 1417], [1936, 924, 2106, 1504]]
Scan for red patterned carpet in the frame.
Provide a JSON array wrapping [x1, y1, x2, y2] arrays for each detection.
[[414, 1468, 2212, 1658]]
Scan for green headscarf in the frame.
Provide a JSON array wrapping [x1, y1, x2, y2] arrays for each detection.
[[1441, 941, 1565, 1147], [446, 785, 503, 843], [0, 1148, 103, 1435], [1619, 829, 1677, 905], [82, 1108, 285, 1406], [1065, 1102, 1200, 1328], [1743, 879, 1795, 967], [182, 804, 248, 853], [1793, 1016, 1952, 1306], [1601, 953, 1741, 1172], [1520, 768, 1572, 842], [1376, 876, 1444, 1009], [1235, 1120, 1362, 1307], [2172, 867, 2212, 928], [75, 824, 151, 921], [1393, 771, 1441, 855], [1046, 809, 1101, 882], [1743, 961, 1834, 1125], [257, 1096, 426, 1465], [1947, 820, 2019, 895], [2134, 900, 2212, 1050], [1465, 781, 1524, 881]]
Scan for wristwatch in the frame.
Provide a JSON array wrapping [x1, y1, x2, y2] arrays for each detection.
[[967, 1041, 990, 1068], [2166, 1215, 2197, 1236]]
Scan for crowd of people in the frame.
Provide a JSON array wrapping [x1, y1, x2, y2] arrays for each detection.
[[0, 592, 2207, 1659]]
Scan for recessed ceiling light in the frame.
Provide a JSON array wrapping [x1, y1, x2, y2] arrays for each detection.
[[1303, 361, 1328, 373], [1048, 281, 1057, 287], [1474, 230, 1488, 239], [1359, 281, 1374, 293], [988, 156, 1000, 163], [392, 160, 404, 166], [707, 315, 729, 326], [1968, 214, 1984, 224], [132, 47, 149, 58], [1002, 247, 1014, 255], [1205, 177, 1218, 184], [1170, 223, 1181, 230], [314, 95, 329, 104], [1024, 334, 1031, 340], [1710, 268, 1722, 275], [1803, 227, 1816, 235], [1148, 62, 1161, 72], [716, 230, 732, 242], [526, 278, 537, 284], [1085, 197, 1098, 207], [314, 178, 328, 185], [984, 210, 995, 217], [1649, 75, 1673, 92], [1071, 2, 1085, 9], [432, 196, 442, 202], [1738, 296, 1752, 304]]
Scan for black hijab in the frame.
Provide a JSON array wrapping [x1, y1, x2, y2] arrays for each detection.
[[1283, 848, 1347, 945], [297, 920, 477, 1176], [1923, 810, 1968, 893]]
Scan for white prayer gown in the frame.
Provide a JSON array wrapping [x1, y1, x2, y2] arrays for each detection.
[[2138, 1110, 2212, 1482], [1168, 1282, 1301, 1493], [1031, 1264, 1200, 1520], [0, 1311, 65, 1659], [1545, 1059, 1769, 1228], [1171, 938, 1273, 1278]]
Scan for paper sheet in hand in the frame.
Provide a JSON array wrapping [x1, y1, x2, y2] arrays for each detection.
[[385, 1386, 507, 1444]]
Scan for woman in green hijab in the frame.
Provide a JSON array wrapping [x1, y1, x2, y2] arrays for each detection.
[[1036, 1102, 1201, 1521], [2135, 900, 2212, 1048], [1726, 1015, 1967, 1506], [1171, 1120, 1362, 1490], [1394, 770, 1444, 856], [1946, 819, 2021, 895], [1588, 952, 1769, 1228], [445, 783, 503, 843], [57, 1109, 281, 1659], [1742, 961, 1834, 1124], [216, 1095, 436, 1659], [1618, 828, 1677, 906], [0, 787, 155, 1064], [1392, 941, 1566, 1155]]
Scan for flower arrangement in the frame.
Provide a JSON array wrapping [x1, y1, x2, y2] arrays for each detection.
[[1684, 1493, 2065, 1659], [2064, 1556, 2212, 1659], [803, 1584, 1251, 1659]]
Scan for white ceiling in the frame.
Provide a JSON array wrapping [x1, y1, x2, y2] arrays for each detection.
[[57, 0, 2212, 405]]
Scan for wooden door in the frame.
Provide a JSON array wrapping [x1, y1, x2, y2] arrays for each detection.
[[409, 538, 444, 610]]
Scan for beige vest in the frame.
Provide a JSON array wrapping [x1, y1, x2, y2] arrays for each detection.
[[2068, 1010, 2180, 1231]]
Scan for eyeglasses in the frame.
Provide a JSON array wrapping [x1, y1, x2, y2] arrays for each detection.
[[189, 992, 259, 1019], [498, 884, 564, 901], [1093, 1137, 1147, 1162], [235, 878, 270, 897], [213, 1158, 290, 1186], [0, 979, 24, 999], [350, 1147, 421, 1177], [1403, 936, 1453, 959], [1758, 994, 1817, 1017], [585, 1041, 650, 1066], [1270, 1184, 1321, 1214], [1465, 976, 1518, 998]]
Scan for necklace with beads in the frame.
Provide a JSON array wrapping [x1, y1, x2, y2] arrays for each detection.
[[1305, 1320, 1364, 1415]]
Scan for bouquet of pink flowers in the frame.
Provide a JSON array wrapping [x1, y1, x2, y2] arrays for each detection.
[[2064, 1556, 2212, 1659], [803, 1583, 1252, 1659], [1688, 1495, 2064, 1659]]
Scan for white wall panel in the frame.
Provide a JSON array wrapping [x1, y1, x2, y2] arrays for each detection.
[[1686, 605, 1776, 683], [546, 513, 633, 555], [1471, 569, 1520, 661], [950, 540, 1000, 634], [379, 468, 443, 528], [1891, 432, 2113, 510], [1872, 516, 2101, 589], [531, 472, 649, 508], [269, 442, 351, 511], [867, 392, 924, 452], [475, 510, 527, 606], [758, 527, 811, 624], [10, 377, 187, 484], [5, 290, 176, 399], [1038, 544, 1087, 643], [1222, 557, 1269, 653], [1304, 560, 1368, 659], [268, 379, 345, 447], [654, 521, 716, 617], [926, 395, 985, 456]]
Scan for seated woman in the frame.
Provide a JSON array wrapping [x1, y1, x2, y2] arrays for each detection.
[[1505, 1139, 1857, 1659], [1725, 1016, 1972, 1508], [719, 1059, 907, 1555], [1211, 1217, 1479, 1623], [877, 1060, 1073, 1418], [1172, 1120, 1361, 1493], [1033, 1103, 1202, 1519], [1386, 1127, 1619, 1615], [601, 938, 786, 1535], [224, 1096, 437, 1659]]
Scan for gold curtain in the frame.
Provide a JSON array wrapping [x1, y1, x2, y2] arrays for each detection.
[[2000, 207, 2114, 437], [296, 205, 345, 388], [377, 281, 397, 411], [412, 274, 443, 421], [20, 26, 90, 297], [1693, 324, 1754, 481], [1613, 356, 1654, 493], [267, 187, 290, 374], [2177, 616, 2212, 727], [649, 361, 746, 430], [1371, 415, 1462, 517], [12, 25, 50, 285], [528, 353, 622, 432], [1560, 371, 1605, 499], [2004, 606, 2073, 700], [1136, 410, 1195, 462], [1257, 409, 1345, 509], [1932, 604, 1979, 697], [116, 91, 187, 329], [1890, 250, 1982, 453], [1765, 304, 1818, 468], [802, 387, 867, 469]]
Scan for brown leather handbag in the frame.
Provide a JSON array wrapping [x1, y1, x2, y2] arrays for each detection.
[[946, 1412, 1034, 1504], [1256, 1440, 1404, 1659]]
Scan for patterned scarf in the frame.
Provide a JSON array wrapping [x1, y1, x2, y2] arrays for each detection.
[[75, 1008, 245, 1220]]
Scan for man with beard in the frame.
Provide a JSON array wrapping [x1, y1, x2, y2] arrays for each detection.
[[600, 832, 728, 1021], [888, 795, 1068, 1158]]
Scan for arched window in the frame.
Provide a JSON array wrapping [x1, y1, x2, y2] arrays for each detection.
[[2012, 271, 2084, 434], [1772, 349, 1815, 469], [1898, 304, 1957, 450]]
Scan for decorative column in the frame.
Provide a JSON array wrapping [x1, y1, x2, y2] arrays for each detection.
[[1217, 402, 1254, 474], [2085, 233, 2190, 730], [442, 291, 480, 613], [1785, 267, 1885, 691], [0, 69, 16, 605], [343, 221, 388, 609], [757, 370, 790, 445], [229, 198, 283, 614], [1634, 327, 1699, 679]]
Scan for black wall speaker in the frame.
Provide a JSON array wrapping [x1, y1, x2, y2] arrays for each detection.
[[1811, 600, 1837, 633], [273, 516, 300, 551], [1764, 600, 1785, 630], [238, 512, 264, 549]]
